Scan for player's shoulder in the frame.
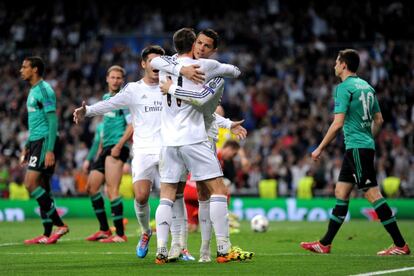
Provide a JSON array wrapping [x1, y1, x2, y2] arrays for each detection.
[[35, 80, 54, 94], [123, 81, 141, 90], [159, 55, 178, 64], [102, 92, 111, 100], [347, 76, 375, 92], [197, 58, 219, 66], [30, 81, 55, 100]]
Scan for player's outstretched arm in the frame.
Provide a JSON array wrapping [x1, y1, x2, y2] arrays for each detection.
[[230, 120, 247, 140], [73, 101, 87, 124], [159, 77, 224, 106], [78, 85, 132, 119], [214, 113, 247, 140]]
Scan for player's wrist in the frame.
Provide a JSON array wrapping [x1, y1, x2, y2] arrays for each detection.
[[168, 84, 178, 95], [175, 64, 184, 76]]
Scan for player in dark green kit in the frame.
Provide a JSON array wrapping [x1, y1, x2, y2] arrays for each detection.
[[301, 49, 410, 255], [80, 66, 133, 243], [82, 122, 103, 173], [20, 56, 69, 244]]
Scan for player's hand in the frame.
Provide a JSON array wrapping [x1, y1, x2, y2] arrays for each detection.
[[111, 145, 121, 158], [230, 120, 247, 140], [82, 160, 90, 173], [73, 101, 87, 124], [311, 147, 322, 161], [159, 78, 173, 95], [19, 148, 29, 166], [44, 151, 55, 168], [181, 65, 205, 84]]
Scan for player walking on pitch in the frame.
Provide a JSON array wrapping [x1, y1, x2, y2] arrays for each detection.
[[300, 49, 410, 256]]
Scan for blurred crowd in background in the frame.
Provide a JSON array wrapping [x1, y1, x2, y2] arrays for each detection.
[[0, 0, 413, 199]]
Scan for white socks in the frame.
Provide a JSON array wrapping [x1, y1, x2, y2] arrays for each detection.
[[134, 200, 150, 234], [210, 195, 231, 254], [199, 199, 211, 252], [155, 198, 173, 251], [171, 194, 187, 248]]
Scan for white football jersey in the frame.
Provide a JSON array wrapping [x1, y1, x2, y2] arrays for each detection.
[[152, 56, 240, 146], [170, 77, 226, 141], [161, 64, 234, 141], [85, 80, 163, 154]]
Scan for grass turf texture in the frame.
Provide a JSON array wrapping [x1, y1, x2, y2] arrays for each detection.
[[1, 219, 413, 275]]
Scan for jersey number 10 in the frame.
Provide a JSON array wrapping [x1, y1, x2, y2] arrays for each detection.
[[359, 92, 374, 121]]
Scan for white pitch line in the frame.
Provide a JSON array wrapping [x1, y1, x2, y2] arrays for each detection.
[[348, 266, 414, 276]]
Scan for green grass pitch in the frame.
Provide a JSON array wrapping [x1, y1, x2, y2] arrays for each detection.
[[1, 219, 413, 275]]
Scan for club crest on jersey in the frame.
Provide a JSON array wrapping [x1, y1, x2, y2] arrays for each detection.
[[203, 85, 215, 95], [209, 82, 217, 89]]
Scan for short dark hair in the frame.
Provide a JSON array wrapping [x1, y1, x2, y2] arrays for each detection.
[[141, 45, 165, 61], [198, 29, 219, 49], [25, 56, 45, 77], [223, 140, 240, 151], [173, 28, 196, 54], [338, 49, 360, 73]]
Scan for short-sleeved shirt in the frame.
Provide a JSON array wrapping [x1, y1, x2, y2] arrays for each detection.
[[101, 93, 130, 148], [26, 80, 57, 141], [334, 76, 381, 150]]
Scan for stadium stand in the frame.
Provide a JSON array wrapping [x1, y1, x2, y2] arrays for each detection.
[[0, 0, 413, 197]]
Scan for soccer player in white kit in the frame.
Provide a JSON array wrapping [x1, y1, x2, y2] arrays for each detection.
[[157, 28, 252, 263], [151, 28, 241, 264], [73, 45, 167, 257]]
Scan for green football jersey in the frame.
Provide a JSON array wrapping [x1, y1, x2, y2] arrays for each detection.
[[102, 93, 130, 148], [334, 76, 381, 150], [26, 80, 57, 141]]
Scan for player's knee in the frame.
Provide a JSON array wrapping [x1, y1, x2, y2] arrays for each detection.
[[209, 185, 226, 196], [198, 192, 209, 201], [106, 188, 118, 200], [86, 181, 100, 195], [334, 186, 350, 200], [134, 192, 149, 204], [363, 187, 382, 203]]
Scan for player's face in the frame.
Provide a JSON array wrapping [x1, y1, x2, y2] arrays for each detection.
[[334, 57, 344, 77], [106, 70, 124, 92], [142, 53, 161, 80], [194, 34, 216, 59], [20, 60, 34, 81]]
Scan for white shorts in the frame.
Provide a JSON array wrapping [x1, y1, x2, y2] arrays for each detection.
[[131, 153, 160, 183], [160, 141, 223, 183]]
